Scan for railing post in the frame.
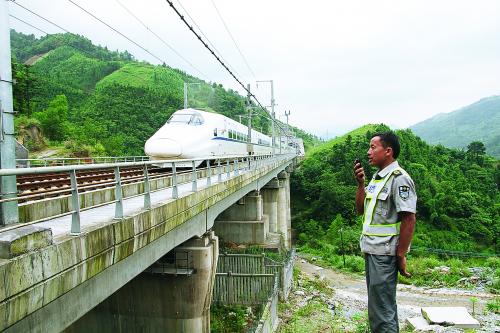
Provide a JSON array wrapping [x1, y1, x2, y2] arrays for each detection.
[[191, 160, 197, 192], [143, 164, 151, 209], [114, 166, 123, 219], [226, 160, 230, 179], [234, 159, 239, 176], [206, 159, 211, 186], [69, 170, 81, 235], [172, 162, 178, 199], [217, 159, 222, 182]]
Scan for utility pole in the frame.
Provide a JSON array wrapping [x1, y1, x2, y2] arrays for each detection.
[[246, 84, 253, 155], [183, 82, 188, 109], [0, 2, 19, 225], [183, 82, 202, 110], [284, 110, 291, 147], [256, 80, 276, 155]]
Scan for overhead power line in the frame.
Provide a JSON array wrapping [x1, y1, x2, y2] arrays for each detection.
[[173, 0, 242, 79], [67, 0, 166, 65], [114, 0, 207, 80], [9, 14, 49, 35], [210, 0, 257, 80], [165, 0, 289, 135], [9, 1, 182, 94]]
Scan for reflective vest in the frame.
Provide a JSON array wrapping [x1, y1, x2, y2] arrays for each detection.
[[362, 167, 404, 236]]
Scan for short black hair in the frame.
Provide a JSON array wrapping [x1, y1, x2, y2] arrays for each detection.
[[372, 131, 400, 159]]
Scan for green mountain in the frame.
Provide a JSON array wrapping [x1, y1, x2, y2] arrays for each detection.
[[10, 30, 320, 156], [291, 124, 499, 254], [410, 96, 500, 158]]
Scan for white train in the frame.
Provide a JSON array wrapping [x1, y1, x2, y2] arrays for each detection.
[[144, 108, 295, 166]]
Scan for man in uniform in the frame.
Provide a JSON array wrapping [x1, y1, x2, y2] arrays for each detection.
[[353, 132, 417, 332]]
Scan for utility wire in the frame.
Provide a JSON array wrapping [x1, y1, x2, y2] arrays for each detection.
[[67, 0, 166, 65], [11, 1, 71, 33], [210, 0, 257, 80], [165, 0, 289, 136], [9, 1, 153, 87], [9, 14, 49, 35], [173, 0, 242, 79], [114, 0, 207, 80]]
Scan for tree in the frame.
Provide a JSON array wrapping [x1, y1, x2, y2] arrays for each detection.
[[33, 94, 69, 140], [466, 141, 486, 165]]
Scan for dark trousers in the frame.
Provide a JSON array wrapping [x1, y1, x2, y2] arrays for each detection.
[[364, 253, 399, 333]]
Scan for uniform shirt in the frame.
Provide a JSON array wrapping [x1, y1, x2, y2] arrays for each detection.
[[360, 161, 417, 256]]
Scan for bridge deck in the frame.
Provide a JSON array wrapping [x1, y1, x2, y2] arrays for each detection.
[[36, 171, 237, 239]]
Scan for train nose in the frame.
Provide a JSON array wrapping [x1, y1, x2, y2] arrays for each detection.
[[144, 138, 182, 157]]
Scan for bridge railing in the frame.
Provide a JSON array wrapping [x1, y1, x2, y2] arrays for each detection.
[[0, 154, 295, 233], [16, 156, 151, 168]]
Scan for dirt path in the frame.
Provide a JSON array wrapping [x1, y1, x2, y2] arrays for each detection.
[[297, 258, 499, 331]]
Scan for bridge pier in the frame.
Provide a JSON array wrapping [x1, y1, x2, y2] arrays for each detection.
[[65, 232, 219, 333], [261, 178, 279, 233], [213, 190, 269, 244], [277, 171, 291, 249]]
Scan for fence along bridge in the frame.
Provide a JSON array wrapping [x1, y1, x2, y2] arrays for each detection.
[[0, 153, 298, 332]]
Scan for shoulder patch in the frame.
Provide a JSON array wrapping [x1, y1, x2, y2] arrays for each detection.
[[398, 185, 410, 200]]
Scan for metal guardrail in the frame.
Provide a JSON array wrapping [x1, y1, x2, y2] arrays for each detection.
[[0, 154, 295, 235], [16, 156, 151, 167]]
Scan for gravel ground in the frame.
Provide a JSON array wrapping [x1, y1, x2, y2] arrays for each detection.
[[296, 258, 499, 332]]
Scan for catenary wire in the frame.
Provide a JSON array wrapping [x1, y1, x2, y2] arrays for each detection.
[[173, 0, 242, 79], [165, 0, 289, 136], [114, 0, 207, 80], [210, 0, 257, 80]]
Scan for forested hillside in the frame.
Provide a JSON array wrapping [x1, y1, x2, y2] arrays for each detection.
[[410, 96, 500, 158], [291, 124, 499, 255], [10, 30, 319, 156]]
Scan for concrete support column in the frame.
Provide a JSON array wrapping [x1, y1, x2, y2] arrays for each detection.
[[277, 171, 289, 248], [284, 175, 292, 248], [261, 180, 279, 233], [214, 191, 269, 244], [65, 232, 219, 333]]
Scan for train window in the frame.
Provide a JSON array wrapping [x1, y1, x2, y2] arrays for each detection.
[[167, 114, 192, 124]]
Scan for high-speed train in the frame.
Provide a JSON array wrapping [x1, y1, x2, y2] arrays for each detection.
[[144, 108, 295, 166]]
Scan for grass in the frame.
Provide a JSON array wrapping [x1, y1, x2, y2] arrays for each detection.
[[298, 244, 500, 293], [485, 297, 500, 314], [210, 304, 258, 333]]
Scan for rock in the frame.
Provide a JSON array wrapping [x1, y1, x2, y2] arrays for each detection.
[[311, 257, 317, 261], [294, 290, 305, 296], [469, 276, 480, 284], [406, 316, 445, 332], [436, 266, 450, 274], [301, 259, 306, 263], [421, 307, 481, 329]]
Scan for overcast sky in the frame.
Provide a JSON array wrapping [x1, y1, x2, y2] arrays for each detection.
[[7, 0, 500, 138]]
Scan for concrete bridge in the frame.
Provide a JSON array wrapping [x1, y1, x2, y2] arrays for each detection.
[[0, 154, 297, 332]]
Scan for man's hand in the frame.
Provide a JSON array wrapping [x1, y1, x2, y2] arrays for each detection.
[[353, 161, 365, 185], [396, 255, 411, 278]]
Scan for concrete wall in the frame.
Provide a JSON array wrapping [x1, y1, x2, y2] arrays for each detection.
[[66, 232, 219, 333]]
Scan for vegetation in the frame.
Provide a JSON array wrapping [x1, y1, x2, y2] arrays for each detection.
[[410, 95, 500, 158], [291, 124, 499, 289], [10, 30, 319, 157], [210, 304, 257, 333]]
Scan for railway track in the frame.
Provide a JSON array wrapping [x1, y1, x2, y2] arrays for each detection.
[[15, 166, 169, 203]]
